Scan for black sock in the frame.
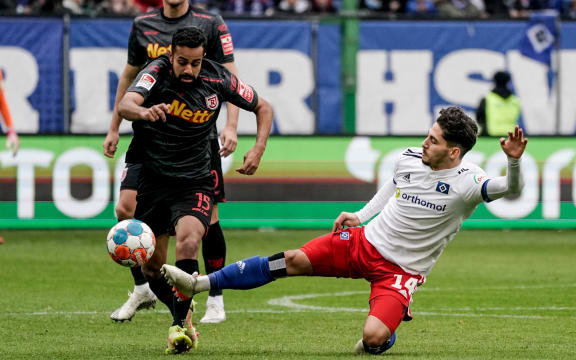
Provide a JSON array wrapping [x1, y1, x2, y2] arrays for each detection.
[[130, 266, 148, 286], [172, 259, 199, 327], [203, 222, 226, 297], [146, 275, 175, 317], [268, 252, 287, 278]]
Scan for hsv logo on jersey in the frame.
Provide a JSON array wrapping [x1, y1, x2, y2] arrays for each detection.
[[220, 34, 234, 55], [136, 73, 156, 90], [147, 43, 171, 59], [237, 80, 254, 102], [168, 99, 215, 124], [339, 232, 350, 240], [205, 94, 219, 110], [436, 182, 451, 195]]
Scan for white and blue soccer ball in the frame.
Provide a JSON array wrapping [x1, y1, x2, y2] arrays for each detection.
[[106, 219, 156, 267]]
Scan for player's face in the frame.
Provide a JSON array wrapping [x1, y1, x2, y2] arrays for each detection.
[[421, 122, 459, 170], [170, 45, 204, 83], [164, 0, 187, 8]]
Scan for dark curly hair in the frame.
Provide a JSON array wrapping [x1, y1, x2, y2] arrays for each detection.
[[436, 107, 478, 157], [171, 26, 207, 52]]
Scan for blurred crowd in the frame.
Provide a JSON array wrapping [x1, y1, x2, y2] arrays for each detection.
[[0, 0, 575, 19]]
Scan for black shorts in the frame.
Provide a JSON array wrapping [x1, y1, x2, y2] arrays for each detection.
[[134, 173, 214, 237], [120, 163, 142, 191], [210, 138, 226, 204]]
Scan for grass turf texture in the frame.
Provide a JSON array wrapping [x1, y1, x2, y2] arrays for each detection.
[[0, 229, 574, 359]]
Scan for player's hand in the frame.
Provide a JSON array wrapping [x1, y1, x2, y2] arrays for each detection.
[[5, 130, 19, 157], [103, 130, 119, 158], [500, 125, 528, 159], [332, 212, 360, 232], [141, 103, 169, 122], [236, 146, 264, 175], [219, 126, 238, 157]]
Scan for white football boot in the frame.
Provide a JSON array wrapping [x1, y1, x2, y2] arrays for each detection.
[[200, 295, 226, 324], [110, 284, 157, 322]]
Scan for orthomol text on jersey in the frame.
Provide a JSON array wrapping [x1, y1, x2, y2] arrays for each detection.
[[395, 188, 447, 212], [168, 99, 215, 124], [147, 43, 171, 59]]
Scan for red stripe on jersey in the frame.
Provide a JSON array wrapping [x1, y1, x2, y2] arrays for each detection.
[[135, 13, 158, 20], [201, 77, 223, 83], [192, 12, 212, 19], [143, 31, 159, 35]]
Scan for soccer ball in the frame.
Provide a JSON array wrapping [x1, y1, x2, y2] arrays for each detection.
[[106, 219, 156, 267]]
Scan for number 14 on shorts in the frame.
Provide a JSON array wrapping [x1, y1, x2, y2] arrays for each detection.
[[391, 274, 424, 299]]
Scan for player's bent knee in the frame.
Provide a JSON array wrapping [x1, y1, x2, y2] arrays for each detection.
[[284, 250, 313, 276], [363, 331, 391, 348]]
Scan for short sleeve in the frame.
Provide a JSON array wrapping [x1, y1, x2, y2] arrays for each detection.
[[219, 70, 258, 112], [127, 22, 147, 66], [205, 15, 234, 64], [126, 56, 169, 100]]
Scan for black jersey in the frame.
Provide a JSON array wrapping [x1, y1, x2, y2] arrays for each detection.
[[126, 55, 258, 180], [124, 6, 235, 164], [127, 6, 234, 67]]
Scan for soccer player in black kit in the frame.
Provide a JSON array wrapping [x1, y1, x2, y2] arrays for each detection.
[[103, 0, 239, 323], [118, 27, 273, 354]]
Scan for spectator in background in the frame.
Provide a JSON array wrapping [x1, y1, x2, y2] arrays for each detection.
[[96, 0, 139, 15], [277, 0, 309, 13], [360, 0, 406, 14], [434, 0, 485, 17], [476, 71, 521, 136], [223, 0, 275, 15], [0, 0, 16, 13], [406, 0, 436, 16], [310, 0, 336, 13]]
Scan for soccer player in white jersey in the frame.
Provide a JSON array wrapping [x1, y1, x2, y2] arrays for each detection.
[[160, 107, 528, 355]]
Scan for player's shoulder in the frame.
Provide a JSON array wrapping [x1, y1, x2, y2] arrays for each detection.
[[453, 161, 488, 186], [397, 147, 423, 164], [133, 8, 162, 25], [199, 59, 228, 81], [188, 6, 222, 23]]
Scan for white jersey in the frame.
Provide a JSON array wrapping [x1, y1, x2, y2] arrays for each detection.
[[364, 147, 492, 276]]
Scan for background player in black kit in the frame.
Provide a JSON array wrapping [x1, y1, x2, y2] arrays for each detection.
[[103, 0, 240, 323], [118, 27, 273, 354]]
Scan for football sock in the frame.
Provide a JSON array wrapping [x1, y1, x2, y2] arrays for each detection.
[[203, 222, 226, 297], [147, 275, 175, 317], [207, 253, 287, 291], [130, 266, 148, 286], [173, 259, 199, 327]]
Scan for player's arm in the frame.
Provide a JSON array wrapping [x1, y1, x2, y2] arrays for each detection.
[[220, 61, 240, 158], [118, 92, 169, 122], [333, 178, 396, 231], [483, 126, 528, 201], [236, 96, 273, 175], [0, 74, 19, 156], [103, 63, 142, 158]]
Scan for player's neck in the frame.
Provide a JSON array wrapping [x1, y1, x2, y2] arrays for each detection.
[[163, 2, 189, 18], [430, 158, 461, 171]]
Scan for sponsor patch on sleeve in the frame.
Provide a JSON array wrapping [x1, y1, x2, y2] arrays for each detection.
[[220, 34, 234, 55], [135, 73, 156, 91], [237, 80, 254, 102]]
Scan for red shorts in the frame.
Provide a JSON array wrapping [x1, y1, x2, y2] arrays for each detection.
[[300, 226, 425, 332]]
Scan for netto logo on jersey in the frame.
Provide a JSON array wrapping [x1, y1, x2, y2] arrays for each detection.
[[147, 43, 171, 58], [168, 99, 214, 124], [398, 191, 447, 212]]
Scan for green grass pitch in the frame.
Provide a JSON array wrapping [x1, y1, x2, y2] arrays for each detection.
[[0, 229, 574, 359]]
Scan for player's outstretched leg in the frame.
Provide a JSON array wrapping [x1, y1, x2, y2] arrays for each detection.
[[162, 253, 288, 297], [110, 267, 157, 322]]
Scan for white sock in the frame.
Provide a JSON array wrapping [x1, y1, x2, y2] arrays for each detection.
[[134, 283, 150, 294], [207, 294, 224, 307]]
